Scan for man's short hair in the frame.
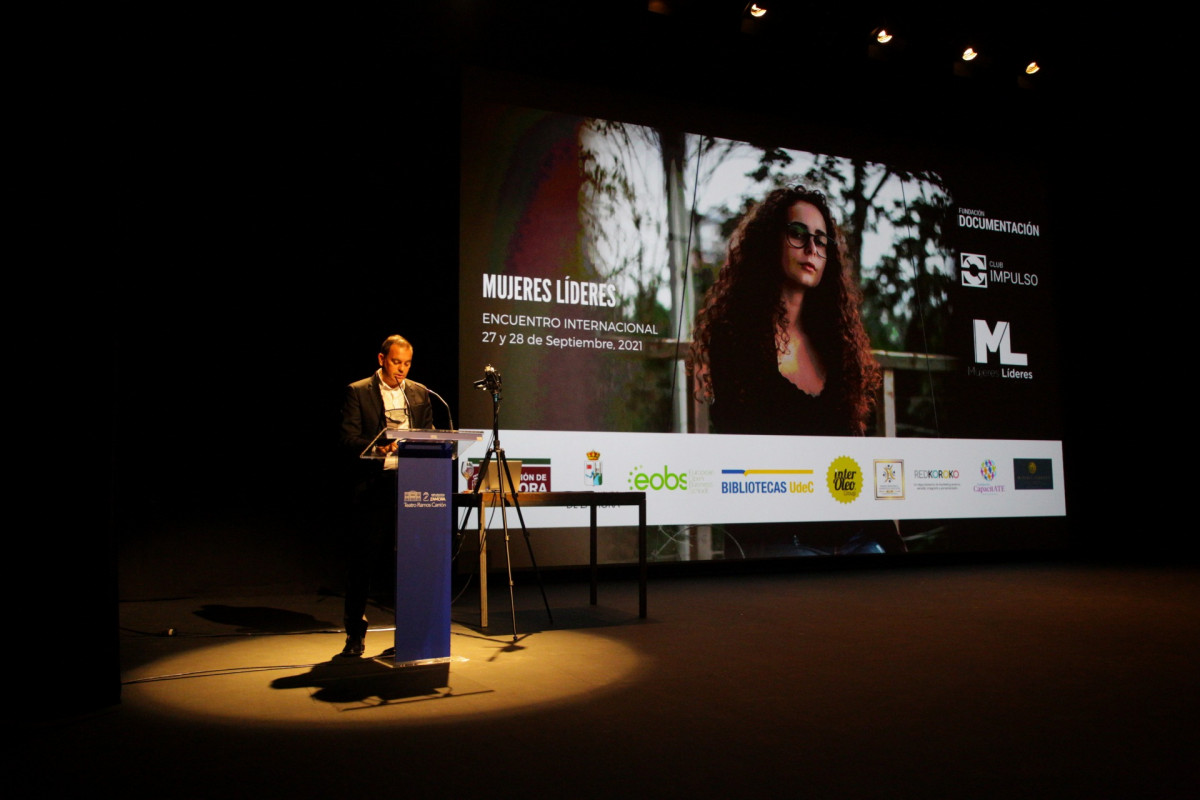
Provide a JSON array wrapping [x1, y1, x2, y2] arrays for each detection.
[[379, 334, 412, 356]]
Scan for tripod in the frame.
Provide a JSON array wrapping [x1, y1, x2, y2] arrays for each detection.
[[459, 374, 553, 641]]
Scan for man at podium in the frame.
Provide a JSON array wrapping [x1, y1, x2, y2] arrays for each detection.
[[337, 334, 434, 656]]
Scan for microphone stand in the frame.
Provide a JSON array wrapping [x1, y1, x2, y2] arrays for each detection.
[[460, 379, 553, 641]]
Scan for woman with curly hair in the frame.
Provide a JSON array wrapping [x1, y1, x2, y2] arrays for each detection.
[[691, 186, 901, 556], [692, 185, 880, 436]]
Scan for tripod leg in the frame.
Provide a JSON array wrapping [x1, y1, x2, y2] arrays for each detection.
[[472, 449, 497, 629], [455, 493, 476, 569], [507, 488, 554, 626], [496, 450, 520, 641]]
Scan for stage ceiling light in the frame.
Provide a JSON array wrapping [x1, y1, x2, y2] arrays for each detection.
[[740, 2, 767, 34], [1025, 61, 1040, 75], [866, 25, 901, 62], [962, 47, 978, 61]]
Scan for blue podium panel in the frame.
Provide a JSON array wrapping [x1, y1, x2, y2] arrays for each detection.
[[392, 443, 453, 664]]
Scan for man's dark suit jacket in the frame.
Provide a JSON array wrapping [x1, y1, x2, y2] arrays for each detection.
[[339, 373, 435, 475]]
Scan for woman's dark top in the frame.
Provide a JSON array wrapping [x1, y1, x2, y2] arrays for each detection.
[[704, 322, 903, 556], [707, 326, 853, 437]]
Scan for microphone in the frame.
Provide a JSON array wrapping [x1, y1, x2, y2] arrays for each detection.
[[426, 387, 456, 432], [473, 365, 502, 393]]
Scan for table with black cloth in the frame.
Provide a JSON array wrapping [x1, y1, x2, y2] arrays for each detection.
[[453, 491, 648, 626]]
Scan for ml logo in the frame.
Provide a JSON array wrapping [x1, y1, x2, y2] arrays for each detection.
[[973, 320, 1028, 365]]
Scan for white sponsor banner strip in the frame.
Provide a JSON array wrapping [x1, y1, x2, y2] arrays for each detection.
[[456, 431, 1065, 528]]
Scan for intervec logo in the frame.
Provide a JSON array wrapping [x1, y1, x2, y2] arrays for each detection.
[[627, 465, 687, 491], [826, 456, 863, 504]]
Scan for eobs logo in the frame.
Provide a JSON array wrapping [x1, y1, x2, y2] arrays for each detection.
[[627, 465, 687, 491]]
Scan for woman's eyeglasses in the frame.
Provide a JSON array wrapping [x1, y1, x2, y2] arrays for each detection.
[[785, 222, 831, 253]]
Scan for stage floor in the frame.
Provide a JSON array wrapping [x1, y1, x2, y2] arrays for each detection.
[[36, 562, 1200, 797]]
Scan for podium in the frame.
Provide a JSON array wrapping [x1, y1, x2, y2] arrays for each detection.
[[384, 429, 483, 666]]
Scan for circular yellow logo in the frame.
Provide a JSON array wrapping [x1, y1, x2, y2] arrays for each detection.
[[826, 456, 863, 504]]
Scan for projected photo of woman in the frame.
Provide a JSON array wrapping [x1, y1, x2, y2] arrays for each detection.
[[691, 185, 902, 557], [691, 185, 879, 436]]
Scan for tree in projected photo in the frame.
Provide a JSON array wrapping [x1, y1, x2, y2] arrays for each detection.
[[579, 121, 955, 436]]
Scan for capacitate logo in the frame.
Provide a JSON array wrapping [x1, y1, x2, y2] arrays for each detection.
[[826, 456, 863, 504], [973, 458, 1005, 494], [627, 465, 688, 491]]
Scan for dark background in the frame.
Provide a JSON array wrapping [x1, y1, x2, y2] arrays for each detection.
[[66, 3, 1184, 710]]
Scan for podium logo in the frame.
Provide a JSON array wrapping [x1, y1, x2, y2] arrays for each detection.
[[961, 252, 988, 288], [627, 465, 688, 491], [973, 320, 1027, 366], [402, 489, 447, 508]]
